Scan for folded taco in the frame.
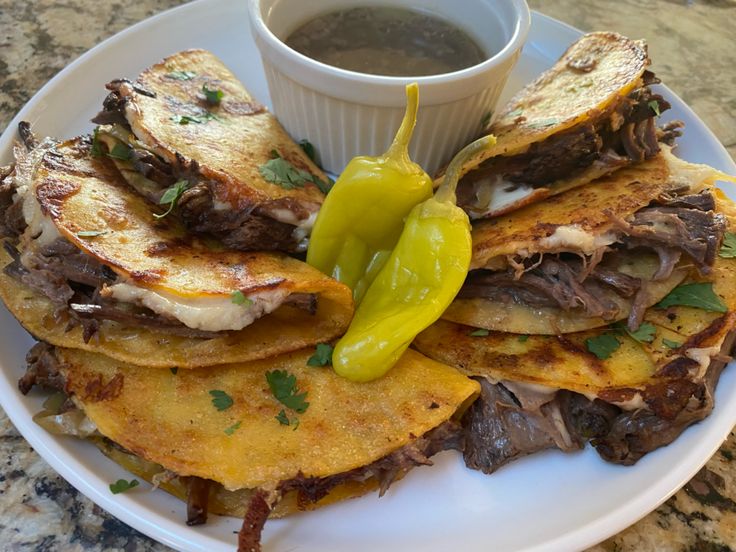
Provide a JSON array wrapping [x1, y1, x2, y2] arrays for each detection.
[[0, 132, 352, 368], [92, 49, 330, 252], [22, 344, 479, 550], [443, 149, 734, 334], [415, 230, 736, 469], [440, 32, 683, 219]]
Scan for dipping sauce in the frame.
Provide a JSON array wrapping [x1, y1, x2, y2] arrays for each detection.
[[285, 7, 488, 77]]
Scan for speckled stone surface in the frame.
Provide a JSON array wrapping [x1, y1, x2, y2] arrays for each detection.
[[1, 1, 735, 551]]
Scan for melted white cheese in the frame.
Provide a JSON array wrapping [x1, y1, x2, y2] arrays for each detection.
[[468, 175, 533, 220], [686, 345, 722, 380], [104, 282, 290, 332], [537, 225, 617, 255]]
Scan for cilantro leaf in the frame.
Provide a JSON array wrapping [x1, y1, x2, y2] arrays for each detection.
[[275, 409, 290, 426], [76, 230, 108, 238], [107, 142, 132, 161], [259, 156, 332, 193], [657, 282, 727, 313], [307, 343, 333, 366], [231, 290, 253, 306], [662, 338, 681, 349], [154, 180, 189, 220], [170, 367, 178, 375], [314, 175, 334, 195], [109, 478, 139, 494], [202, 84, 224, 105], [720, 232, 736, 258], [166, 70, 196, 80], [518, 334, 529, 343], [648, 100, 661, 117], [299, 139, 317, 163], [468, 328, 489, 337], [619, 321, 657, 344], [224, 420, 242, 436], [171, 114, 204, 125], [585, 334, 621, 360], [209, 389, 234, 411], [266, 370, 309, 413], [91, 128, 103, 158], [480, 110, 492, 128]]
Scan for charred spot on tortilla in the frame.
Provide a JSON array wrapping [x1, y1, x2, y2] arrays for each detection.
[[91, 49, 327, 253]]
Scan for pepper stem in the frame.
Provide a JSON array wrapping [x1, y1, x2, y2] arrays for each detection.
[[386, 83, 419, 159], [434, 135, 497, 204]]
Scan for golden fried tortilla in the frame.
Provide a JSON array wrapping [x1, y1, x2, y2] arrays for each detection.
[[55, 347, 479, 491], [416, 252, 736, 403], [120, 49, 326, 211]]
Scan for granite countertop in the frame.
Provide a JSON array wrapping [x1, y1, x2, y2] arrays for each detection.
[[0, 0, 735, 550]]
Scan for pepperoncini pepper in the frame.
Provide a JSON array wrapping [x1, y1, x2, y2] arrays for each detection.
[[306, 83, 432, 303], [332, 135, 497, 382]]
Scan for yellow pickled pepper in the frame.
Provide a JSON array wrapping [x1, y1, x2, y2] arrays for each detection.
[[306, 83, 433, 303], [333, 135, 497, 382]]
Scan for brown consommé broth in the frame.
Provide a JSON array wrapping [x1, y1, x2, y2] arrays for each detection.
[[284, 7, 488, 77]]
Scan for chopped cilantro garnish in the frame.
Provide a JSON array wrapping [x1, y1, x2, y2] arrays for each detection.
[[202, 84, 224, 105], [468, 328, 489, 337], [585, 334, 621, 360], [307, 343, 333, 367], [224, 421, 242, 436], [91, 128, 103, 158], [662, 338, 682, 349], [171, 114, 203, 125], [657, 283, 727, 313], [518, 334, 529, 343], [107, 142, 132, 161], [170, 367, 178, 375], [720, 232, 736, 258], [231, 290, 253, 306], [275, 409, 300, 429], [613, 321, 657, 344], [266, 370, 309, 413], [209, 389, 234, 411], [109, 478, 139, 494], [153, 180, 189, 220], [648, 100, 661, 117], [260, 152, 332, 193], [299, 139, 317, 163], [76, 230, 107, 238], [166, 70, 196, 80]]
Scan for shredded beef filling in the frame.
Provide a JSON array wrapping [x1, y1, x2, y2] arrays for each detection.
[[458, 71, 679, 210], [462, 329, 735, 474], [459, 191, 727, 329], [92, 81, 305, 252]]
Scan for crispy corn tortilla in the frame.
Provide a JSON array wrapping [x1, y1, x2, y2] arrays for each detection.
[[54, 347, 479, 491], [94, 437, 383, 519], [442, 154, 736, 334], [0, 138, 353, 367], [435, 32, 651, 217], [121, 48, 326, 210], [469, 149, 729, 271], [416, 254, 736, 403]]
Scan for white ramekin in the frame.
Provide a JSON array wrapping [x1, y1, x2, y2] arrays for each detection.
[[248, 0, 530, 175]]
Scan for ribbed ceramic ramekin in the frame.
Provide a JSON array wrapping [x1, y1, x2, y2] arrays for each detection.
[[248, 0, 530, 175]]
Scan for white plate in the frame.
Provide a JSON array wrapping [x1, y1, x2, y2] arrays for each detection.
[[1, 1, 735, 551]]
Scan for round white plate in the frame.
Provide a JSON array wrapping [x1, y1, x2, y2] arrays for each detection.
[[1, 1, 735, 551]]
